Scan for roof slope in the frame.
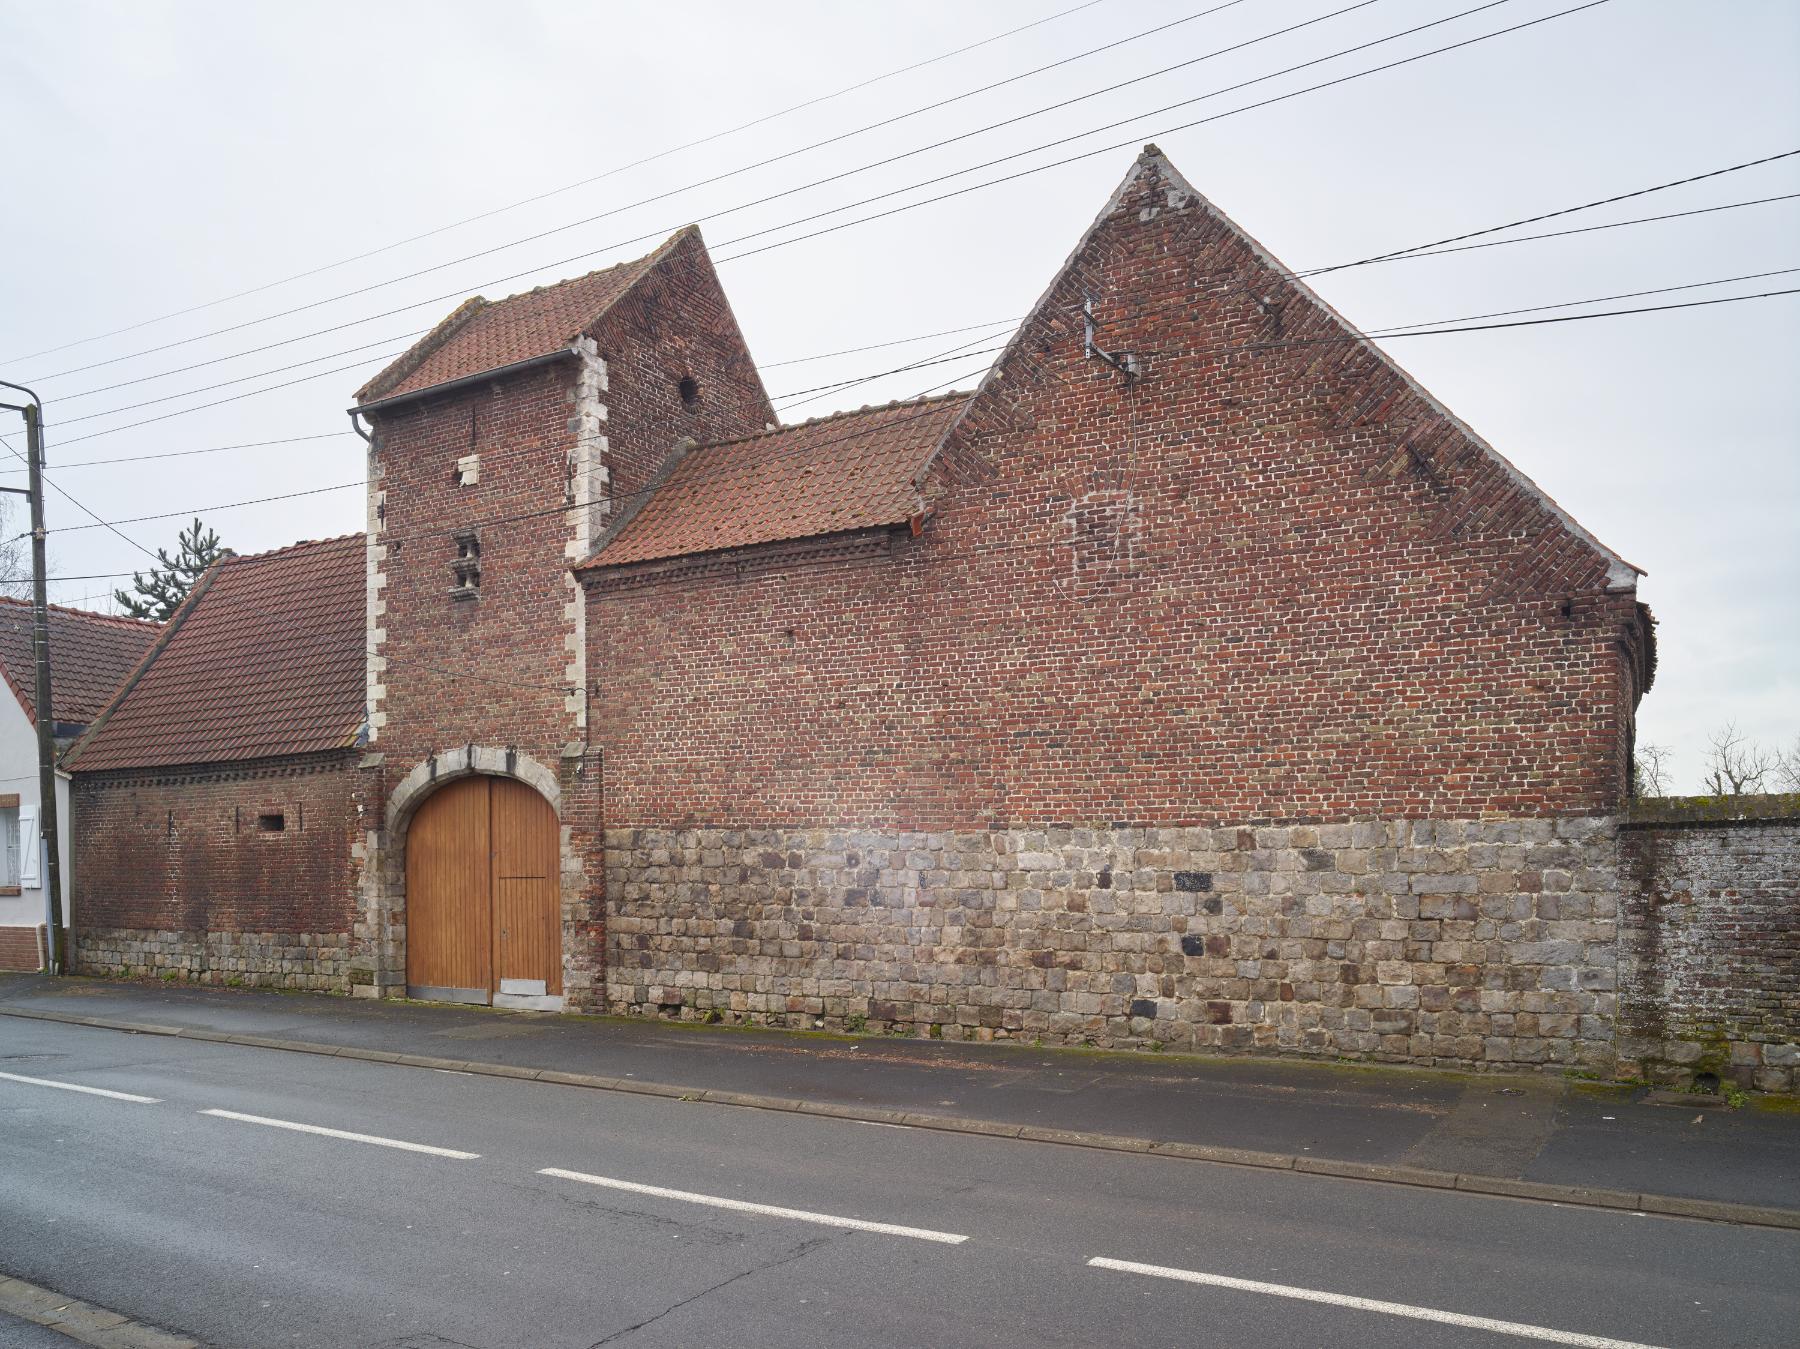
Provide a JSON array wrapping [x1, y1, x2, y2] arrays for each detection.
[[0, 599, 158, 725], [355, 227, 694, 406], [71, 536, 366, 772], [582, 394, 969, 569]]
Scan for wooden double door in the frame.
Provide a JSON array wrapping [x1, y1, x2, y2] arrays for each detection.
[[405, 775, 561, 1004]]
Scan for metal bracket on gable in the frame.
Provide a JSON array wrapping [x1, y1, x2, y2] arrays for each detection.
[[1083, 293, 1139, 385]]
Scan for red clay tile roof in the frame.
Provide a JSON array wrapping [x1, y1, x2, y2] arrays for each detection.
[[582, 393, 969, 569], [355, 228, 693, 405], [0, 599, 158, 726], [71, 536, 366, 772]]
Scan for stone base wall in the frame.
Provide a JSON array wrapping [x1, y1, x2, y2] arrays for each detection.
[[71, 926, 350, 991], [1617, 796, 1800, 1093], [605, 818, 1621, 1073]]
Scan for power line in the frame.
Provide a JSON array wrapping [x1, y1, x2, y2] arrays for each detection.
[[28, 0, 1498, 389], [5, 0, 1114, 366], [54, 328, 429, 411], [28, 0, 1280, 388], [49, 479, 367, 534], [707, 0, 1589, 266], [596, 253, 1800, 379], [44, 281, 1798, 555], [39, 0, 1688, 469], [0, 431, 160, 561], [1317, 191, 1800, 268], [26, 159, 1800, 470], [53, 174, 1798, 450], [55, 339, 415, 427], [46, 353, 410, 447], [760, 317, 1032, 369], [1330, 265, 1800, 330], [769, 337, 1013, 404], [1292, 149, 1800, 279], [24, 0, 1622, 453], [1210, 284, 1800, 354], [0, 431, 356, 476], [777, 265, 1800, 408], [715, 0, 1628, 264]]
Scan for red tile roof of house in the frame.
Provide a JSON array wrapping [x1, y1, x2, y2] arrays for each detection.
[[355, 228, 695, 406], [0, 599, 158, 726], [581, 393, 970, 569], [70, 535, 366, 772]]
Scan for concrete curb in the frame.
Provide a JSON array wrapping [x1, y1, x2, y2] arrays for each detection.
[[8, 1004, 1798, 1232], [0, 1273, 199, 1348]]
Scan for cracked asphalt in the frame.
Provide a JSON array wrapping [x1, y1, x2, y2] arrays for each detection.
[[2, 1016, 1796, 1348]]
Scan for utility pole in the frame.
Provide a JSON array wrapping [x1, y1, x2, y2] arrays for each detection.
[[0, 381, 64, 975]]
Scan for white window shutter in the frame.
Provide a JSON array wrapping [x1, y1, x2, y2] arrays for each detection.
[[19, 806, 39, 887]]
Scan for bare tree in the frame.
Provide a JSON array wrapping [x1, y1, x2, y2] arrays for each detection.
[[0, 497, 29, 601], [1777, 735, 1800, 794], [1700, 723, 1777, 796], [1631, 742, 1672, 799]]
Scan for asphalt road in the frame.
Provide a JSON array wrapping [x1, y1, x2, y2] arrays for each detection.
[[0, 1311, 73, 1348], [1, 1018, 1795, 1349]]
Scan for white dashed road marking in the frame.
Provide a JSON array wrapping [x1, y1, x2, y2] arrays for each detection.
[[1086, 1258, 1666, 1347], [200, 1108, 480, 1159], [0, 1069, 160, 1103], [539, 1167, 969, 1244]]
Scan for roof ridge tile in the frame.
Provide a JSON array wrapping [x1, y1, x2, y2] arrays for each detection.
[[687, 389, 973, 455], [0, 595, 160, 629]]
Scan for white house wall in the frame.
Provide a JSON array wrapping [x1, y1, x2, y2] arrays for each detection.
[[0, 690, 72, 937]]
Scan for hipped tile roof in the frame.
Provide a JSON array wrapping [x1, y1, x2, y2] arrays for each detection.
[[582, 393, 969, 569], [355, 228, 694, 406], [71, 535, 367, 772], [0, 599, 158, 726]]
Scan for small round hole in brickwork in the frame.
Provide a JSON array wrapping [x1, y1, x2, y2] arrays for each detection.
[[678, 376, 700, 411]]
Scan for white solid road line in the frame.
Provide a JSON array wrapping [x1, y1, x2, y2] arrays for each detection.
[[1086, 1257, 1666, 1348], [539, 1167, 970, 1244], [0, 1069, 161, 1103], [200, 1108, 480, 1159]]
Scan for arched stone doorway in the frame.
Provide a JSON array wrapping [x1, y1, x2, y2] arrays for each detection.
[[404, 774, 560, 1009]]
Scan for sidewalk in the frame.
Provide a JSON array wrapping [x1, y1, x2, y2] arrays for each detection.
[[3, 973, 1794, 1220]]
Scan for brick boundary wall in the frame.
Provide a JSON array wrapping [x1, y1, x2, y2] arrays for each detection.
[[0, 925, 42, 972], [1617, 794, 1800, 1092], [605, 817, 1622, 1073], [69, 751, 365, 992]]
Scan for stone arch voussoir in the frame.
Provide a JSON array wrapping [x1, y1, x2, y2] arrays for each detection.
[[386, 745, 562, 836]]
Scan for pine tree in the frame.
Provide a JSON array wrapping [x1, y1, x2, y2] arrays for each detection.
[[113, 518, 225, 621]]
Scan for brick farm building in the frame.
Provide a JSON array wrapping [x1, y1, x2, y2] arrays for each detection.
[[65, 149, 1800, 1090]]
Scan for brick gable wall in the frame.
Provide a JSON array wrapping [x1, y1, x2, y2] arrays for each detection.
[[585, 152, 1658, 1069], [593, 229, 774, 501]]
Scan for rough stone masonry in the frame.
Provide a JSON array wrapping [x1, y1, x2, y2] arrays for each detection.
[[606, 818, 1624, 1069], [604, 804, 1799, 1091]]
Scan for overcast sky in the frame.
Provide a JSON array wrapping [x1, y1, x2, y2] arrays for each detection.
[[1, 0, 1794, 791]]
